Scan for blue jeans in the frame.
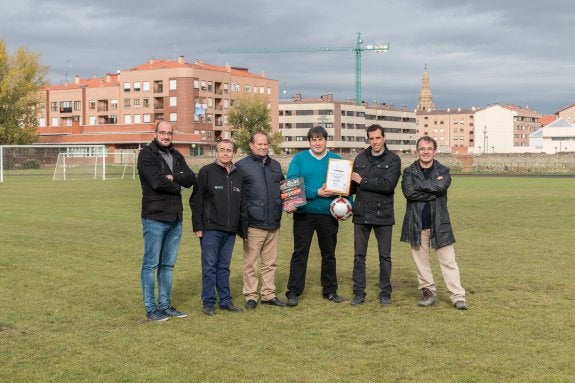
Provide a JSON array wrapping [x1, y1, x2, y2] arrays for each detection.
[[200, 231, 236, 307], [141, 219, 182, 312]]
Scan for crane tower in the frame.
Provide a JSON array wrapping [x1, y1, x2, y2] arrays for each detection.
[[218, 32, 389, 105]]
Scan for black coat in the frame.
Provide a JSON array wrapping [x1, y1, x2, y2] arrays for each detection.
[[351, 145, 401, 226], [189, 162, 243, 233], [400, 159, 455, 249], [235, 154, 284, 231], [137, 139, 195, 222]]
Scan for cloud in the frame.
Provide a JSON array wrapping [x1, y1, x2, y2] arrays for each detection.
[[1, 0, 574, 114]]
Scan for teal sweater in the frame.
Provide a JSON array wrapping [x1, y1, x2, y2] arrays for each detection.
[[287, 150, 343, 215]]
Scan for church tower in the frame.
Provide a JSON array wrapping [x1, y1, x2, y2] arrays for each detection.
[[416, 65, 435, 112]]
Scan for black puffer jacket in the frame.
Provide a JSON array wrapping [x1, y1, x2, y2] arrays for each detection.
[[137, 139, 195, 222], [400, 159, 455, 249], [235, 154, 283, 231], [351, 145, 401, 225]]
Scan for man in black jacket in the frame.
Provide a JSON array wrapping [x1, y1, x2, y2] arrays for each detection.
[[400, 136, 467, 310], [349, 124, 401, 305], [137, 121, 196, 321], [190, 139, 244, 316], [235, 132, 286, 309]]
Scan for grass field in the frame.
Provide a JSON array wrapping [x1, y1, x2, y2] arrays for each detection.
[[1, 175, 574, 382]]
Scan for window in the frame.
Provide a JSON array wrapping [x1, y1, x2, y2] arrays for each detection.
[[133, 114, 142, 124], [124, 115, 132, 124], [207, 98, 213, 107], [89, 116, 96, 125], [51, 117, 59, 126], [207, 82, 213, 92], [133, 98, 141, 108], [124, 98, 131, 108], [169, 79, 177, 90], [143, 98, 150, 108], [153, 80, 163, 93], [133, 82, 141, 92], [231, 83, 240, 92], [59, 101, 72, 113], [223, 83, 229, 93], [267, 87, 271, 95], [244, 85, 251, 93], [194, 80, 199, 89], [201, 80, 206, 90], [51, 102, 58, 112], [142, 81, 150, 92], [73, 101, 81, 111], [169, 96, 177, 107], [170, 112, 177, 122], [224, 99, 229, 109], [111, 99, 118, 109], [88, 100, 96, 110], [260, 86, 264, 94], [143, 114, 152, 123], [123, 82, 131, 92]]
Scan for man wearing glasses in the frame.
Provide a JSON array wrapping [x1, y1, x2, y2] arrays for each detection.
[[400, 136, 468, 310], [137, 121, 196, 321]]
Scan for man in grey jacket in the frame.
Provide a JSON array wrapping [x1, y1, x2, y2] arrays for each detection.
[[400, 136, 468, 310]]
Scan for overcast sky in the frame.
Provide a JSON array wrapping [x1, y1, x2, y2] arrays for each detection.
[[1, 0, 574, 114]]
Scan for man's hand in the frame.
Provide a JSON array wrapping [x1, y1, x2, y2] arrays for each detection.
[[318, 183, 338, 198], [166, 175, 174, 182], [351, 171, 362, 184], [194, 231, 203, 238]]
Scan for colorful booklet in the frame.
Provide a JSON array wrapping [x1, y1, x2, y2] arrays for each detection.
[[280, 177, 307, 211]]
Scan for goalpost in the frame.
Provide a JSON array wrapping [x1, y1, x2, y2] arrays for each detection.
[[0, 145, 136, 182]]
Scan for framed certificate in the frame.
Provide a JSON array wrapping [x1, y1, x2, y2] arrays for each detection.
[[325, 158, 353, 196]]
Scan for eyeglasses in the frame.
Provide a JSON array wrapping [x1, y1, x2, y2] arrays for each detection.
[[157, 131, 173, 136]]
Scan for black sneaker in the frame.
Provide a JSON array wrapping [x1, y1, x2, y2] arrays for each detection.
[[286, 293, 298, 307], [261, 297, 286, 307], [163, 306, 188, 318], [203, 305, 215, 316], [220, 302, 243, 312], [379, 294, 391, 305], [146, 309, 169, 322], [323, 293, 345, 303], [245, 299, 257, 310], [350, 294, 365, 305]]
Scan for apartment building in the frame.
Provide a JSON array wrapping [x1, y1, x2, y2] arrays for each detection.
[[37, 57, 278, 155], [278, 94, 417, 154], [473, 104, 542, 153], [416, 108, 479, 153]]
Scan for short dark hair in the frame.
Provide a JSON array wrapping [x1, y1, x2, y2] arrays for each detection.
[[416, 136, 437, 150], [307, 126, 328, 141], [250, 131, 269, 143], [366, 124, 385, 137]]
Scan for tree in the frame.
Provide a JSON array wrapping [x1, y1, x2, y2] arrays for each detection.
[[227, 94, 282, 154], [0, 40, 47, 144]]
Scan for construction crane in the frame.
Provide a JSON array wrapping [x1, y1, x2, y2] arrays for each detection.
[[218, 32, 389, 105]]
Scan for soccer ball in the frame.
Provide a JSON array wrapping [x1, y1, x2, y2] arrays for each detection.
[[329, 197, 353, 221]]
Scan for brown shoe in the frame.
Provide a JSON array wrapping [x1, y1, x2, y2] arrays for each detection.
[[417, 288, 436, 307]]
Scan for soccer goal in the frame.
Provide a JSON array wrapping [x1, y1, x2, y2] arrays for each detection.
[[1, 145, 136, 182], [52, 148, 137, 181]]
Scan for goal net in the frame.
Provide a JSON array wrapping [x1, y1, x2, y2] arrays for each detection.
[[52, 149, 137, 181], [0, 145, 136, 182]]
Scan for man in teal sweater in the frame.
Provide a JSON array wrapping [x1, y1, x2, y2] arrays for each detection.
[[285, 126, 346, 306]]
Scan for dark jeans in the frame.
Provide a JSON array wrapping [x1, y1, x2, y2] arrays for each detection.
[[286, 213, 339, 297], [200, 230, 236, 307], [353, 224, 393, 297]]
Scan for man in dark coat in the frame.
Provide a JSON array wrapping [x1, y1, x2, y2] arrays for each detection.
[[137, 121, 196, 321], [400, 135, 468, 310], [349, 124, 401, 305]]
